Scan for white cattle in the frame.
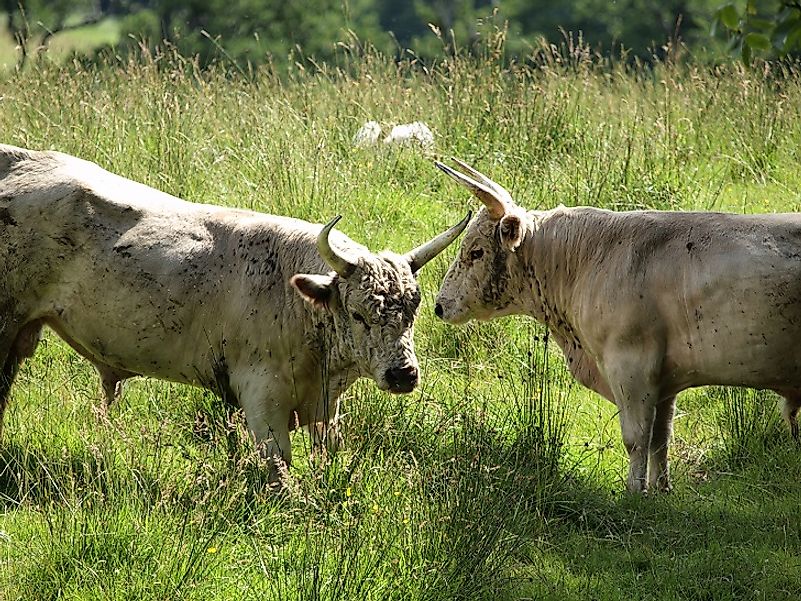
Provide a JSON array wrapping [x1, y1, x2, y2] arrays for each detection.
[[353, 121, 382, 147], [434, 158, 801, 494], [0, 144, 469, 488], [352, 121, 435, 151], [382, 122, 434, 150]]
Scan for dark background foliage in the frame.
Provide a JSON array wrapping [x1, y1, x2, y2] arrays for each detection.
[[2, 0, 785, 69]]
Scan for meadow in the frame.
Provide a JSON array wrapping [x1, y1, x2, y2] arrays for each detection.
[[1, 39, 801, 600]]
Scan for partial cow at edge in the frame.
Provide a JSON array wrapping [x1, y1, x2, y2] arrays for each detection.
[[434, 157, 801, 494], [0, 143, 469, 489]]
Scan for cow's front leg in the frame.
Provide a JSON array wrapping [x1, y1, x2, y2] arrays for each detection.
[[779, 391, 801, 440], [618, 401, 656, 493], [239, 397, 293, 491], [0, 319, 43, 437], [259, 421, 292, 490], [649, 395, 676, 492], [308, 420, 343, 457], [605, 350, 660, 494]]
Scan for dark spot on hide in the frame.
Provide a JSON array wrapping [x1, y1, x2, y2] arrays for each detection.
[[686, 242, 694, 252], [55, 234, 76, 247], [212, 355, 239, 408], [0, 207, 17, 226], [244, 251, 278, 281], [482, 234, 511, 308], [113, 243, 134, 259]]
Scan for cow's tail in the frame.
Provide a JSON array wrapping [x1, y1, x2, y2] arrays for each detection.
[[0, 144, 40, 181]]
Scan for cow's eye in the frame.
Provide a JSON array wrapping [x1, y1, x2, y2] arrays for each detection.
[[469, 248, 484, 261], [352, 312, 368, 326]]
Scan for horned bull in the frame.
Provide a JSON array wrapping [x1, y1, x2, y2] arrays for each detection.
[[434, 157, 801, 494], [0, 143, 469, 488]]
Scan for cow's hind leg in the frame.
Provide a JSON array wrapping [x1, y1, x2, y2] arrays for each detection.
[[93, 363, 136, 409], [0, 320, 43, 437], [648, 395, 676, 492], [0, 357, 16, 437], [779, 391, 801, 440]]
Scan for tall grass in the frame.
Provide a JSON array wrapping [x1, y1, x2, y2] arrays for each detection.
[[2, 40, 801, 599], [710, 387, 785, 467]]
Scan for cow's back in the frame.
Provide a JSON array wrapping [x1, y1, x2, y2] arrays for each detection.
[[0, 144, 326, 385], [0, 144, 40, 180]]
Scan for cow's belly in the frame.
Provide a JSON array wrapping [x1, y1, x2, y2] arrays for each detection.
[[44, 307, 216, 386], [38, 280, 304, 398], [34, 266, 227, 385]]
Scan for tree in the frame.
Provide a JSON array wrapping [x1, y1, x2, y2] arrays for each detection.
[[2, 0, 146, 68], [112, 0, 392, 69], [501, 0, 718, 59], [714, 0, 801, 63]]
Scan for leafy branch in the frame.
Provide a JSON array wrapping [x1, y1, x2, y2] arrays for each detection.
[[714, 0, 801, 64]]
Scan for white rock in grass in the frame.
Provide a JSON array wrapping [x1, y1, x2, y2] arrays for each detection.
[[353, 121, 382, 147]]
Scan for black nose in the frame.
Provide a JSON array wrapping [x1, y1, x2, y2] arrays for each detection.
[[434, 303, 444, 318], [385, 364, 419, 393]]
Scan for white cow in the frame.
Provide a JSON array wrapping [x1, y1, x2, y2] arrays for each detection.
[[352, 121, 435, 151], [434, 158, 801, 494], [382, 122, 435, 150], [0, 144, 469, 488]]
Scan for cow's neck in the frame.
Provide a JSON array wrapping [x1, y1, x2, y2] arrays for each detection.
[[515, 208, 587, 342], [504, 208, 615, 401], [308, 309, 360, 391]]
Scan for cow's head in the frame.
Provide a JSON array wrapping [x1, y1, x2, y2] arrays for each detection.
[[433, 158, 529, 324], [291, 213, 470, 393]]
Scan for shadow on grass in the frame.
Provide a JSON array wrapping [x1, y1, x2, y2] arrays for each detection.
[[0, 401, 284, 523], [515, 431, 801, 601], [0, 437, 163, 510]]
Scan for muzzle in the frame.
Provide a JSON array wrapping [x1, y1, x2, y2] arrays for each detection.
[[384, 363, 419, 393]]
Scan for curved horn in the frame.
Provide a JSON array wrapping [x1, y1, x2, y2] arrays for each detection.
[[318, 215, 356, 278], [434, 161, 506, 220], [405, 211, 472, 274], [450, 157, 514, 204]]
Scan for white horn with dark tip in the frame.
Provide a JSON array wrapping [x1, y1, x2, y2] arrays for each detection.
[[318, 215, 356, 278], [405, 211, 472, 274], [434, 161, 506, 220], [450, 157, 514, 204]]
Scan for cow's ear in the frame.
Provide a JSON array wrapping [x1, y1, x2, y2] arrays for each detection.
[[499, 213, 525, 252], [290, 274, 336, 310]]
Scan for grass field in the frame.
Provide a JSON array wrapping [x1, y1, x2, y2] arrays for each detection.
[[1, 41, 801, 600]]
